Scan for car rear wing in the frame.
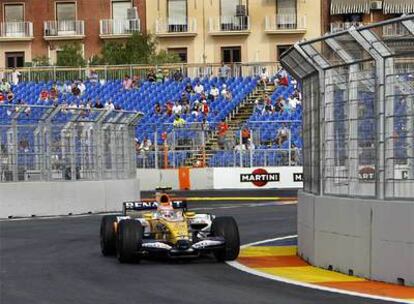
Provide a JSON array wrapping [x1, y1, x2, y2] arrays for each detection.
[[122, 200, 187, 215]]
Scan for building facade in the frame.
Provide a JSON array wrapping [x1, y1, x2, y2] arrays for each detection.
[[0, 0, 146, 68], [323, 0, 414, 34], [146, 0, 321, 64], [0, 0, 322, 68]]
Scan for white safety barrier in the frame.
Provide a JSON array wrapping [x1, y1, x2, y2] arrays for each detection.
[[0, 179, 139, 218]]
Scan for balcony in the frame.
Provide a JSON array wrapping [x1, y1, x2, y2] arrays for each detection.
[[208, 16, 250, 36], [99, 19, 140, 39], [44, 20, 85, 40], [265, 15, 307, 34], [0, 22, 33, 41], [330, 22, 364, 33], [155, 18, 197, 37]]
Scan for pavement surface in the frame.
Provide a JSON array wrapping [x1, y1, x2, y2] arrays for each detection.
[[0, 199, 396, 304]]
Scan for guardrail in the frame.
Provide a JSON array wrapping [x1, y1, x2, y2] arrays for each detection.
[[0, 62, 281, 82], [155, 17, 197, 34], [265, 15, 307, 31], [44, 20, 85, 37], [209, 16, 250, 33], [100, 19, 140, 36], [0, 22, 33, 38]]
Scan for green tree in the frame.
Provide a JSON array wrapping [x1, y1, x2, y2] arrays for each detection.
[[56, 43, 85, 67], [30, 55, 50, 67], [149, 50, 182, 65]]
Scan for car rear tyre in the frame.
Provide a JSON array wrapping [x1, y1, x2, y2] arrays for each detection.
[[100, 215, 117, 256], [116, 219, 143, 263], [211, 216, 240, 261]]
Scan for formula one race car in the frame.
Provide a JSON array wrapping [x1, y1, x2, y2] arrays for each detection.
[[100, 187, 240, 263]]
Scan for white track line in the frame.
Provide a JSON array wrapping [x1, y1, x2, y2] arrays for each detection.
[[227, 236, 413, 304]]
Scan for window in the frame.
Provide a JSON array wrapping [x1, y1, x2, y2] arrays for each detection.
[[220, 0, 248, 30], [168, 48, 187, 63], [4, 4, 24, 22], [277, 45, 292, 61], [221, 46, 241, 63], [276, 0, 296, 28], [220, 0, 241, 17], [56, 2, 76, 21], [6, 52, 25, 68], [112, 0, 132, 19], [168, 0, 187, 31]]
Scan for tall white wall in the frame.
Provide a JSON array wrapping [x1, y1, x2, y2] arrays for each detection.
[[298, 191, 414, 286]]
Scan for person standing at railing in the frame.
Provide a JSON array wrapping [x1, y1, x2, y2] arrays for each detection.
[[275, 123, 289, 146], [156, 69, 164, 83], [241, 126, 251, 149], [173, 69, 183, 82], [147, 69, 156, 82], [219, 62, 230, 82], [123, 75, 132, 90], [259, 68, 269, 90], [217, 119, 229, 150], [88, 70, 99, 85], [11, 69, 21, 86], [173, 114, 186, 128]]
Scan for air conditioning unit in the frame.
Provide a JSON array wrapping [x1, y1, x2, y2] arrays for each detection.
[[370, 1, 383, 10], [236, 5, 247, 16], [127, 7, 138, 20]]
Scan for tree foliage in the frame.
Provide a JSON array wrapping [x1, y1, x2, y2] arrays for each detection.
[[56, 43, 85, 67], [92, 32, 181, 65]]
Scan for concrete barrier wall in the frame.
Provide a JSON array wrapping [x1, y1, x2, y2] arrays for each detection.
[[0, 179, 140, 218], [137, 167, 303, 191], [298, 192, 414, 286]]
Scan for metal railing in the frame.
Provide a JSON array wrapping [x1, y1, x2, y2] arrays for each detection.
[[155, 17, 197, 34], [330, 22, 364, 33], [44, 20, 85, 37], [209, 16, 250, 32], [100, 19, 140, 36], [0, 22, 33, 38], [265, 15, 307, 31], [0, 104, 141, 182], [0, 62, 281, 82]]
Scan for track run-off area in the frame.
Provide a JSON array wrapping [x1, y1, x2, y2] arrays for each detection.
[[0, 196, 398, 304]]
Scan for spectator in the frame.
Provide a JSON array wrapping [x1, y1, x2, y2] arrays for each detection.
[[275, 123, 289, 146], [288, 95, 300, 109], [173, 114, 186, 128], [63, 82, 72, 94], [234, 142, 246, 151], [123, 75, 132, 90], [217, 119, 229, 150], [95, 99, 104, 109], [221, 84, 228, 96], [247, 138, 255, 151], [6, 91, 14, 103], [264, 96, 273, 114], [0, 93, 4, 105], [254, 98, 264, 114], [259, 68, 269, 89], [224, 90, 232, 101], [139, 137, 152, 153], [209, 85, 219, 100], [156, 69, 164, 83], [165, 101, 174, 116], [0, 79, 11, 93], [89, 70, 99, 84], [191, 100, 200, 116], [11, 68, 21, 86], [50, 85, 58, 101], [78, 80, 86, 95], [172, 101, 182, 115], [194, 82, 204, 94], [71, 83, 80, 96], [284, 98, 293, 113], [201, 99, 209, 116], [182, 101, 190, 114], [173, 69, 183, 82], [39, 89, 49, 102], [201, 118, 210, 138], [163, 68, 170, 81], [114, 103, 122, 110], [241, 126, 250, 148], [219, 62, 230, 82], [154, 102, 162, 115], [105, 100, 115, 111], [180, 92, 189, 104], [132, 75, 141, 89], [185, 82, 194, 94], [275, 70, 289, 87], [274, 97, 284, 113], [147, 69, 156, 82]]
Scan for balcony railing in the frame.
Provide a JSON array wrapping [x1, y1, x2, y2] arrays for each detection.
[[155, 17, 197, 35], [0, 22, 33, 39], [265, 15, 306, 32], [330, 22, 364, 33], [100, 19, 140, 37], [209, 16, 250, 34], [44, 20, 85, 38]]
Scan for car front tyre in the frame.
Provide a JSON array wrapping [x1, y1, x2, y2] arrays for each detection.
[[211, 216, 240, 262], [116, 219, 143, 263]]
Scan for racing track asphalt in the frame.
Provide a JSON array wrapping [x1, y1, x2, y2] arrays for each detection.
[[0, 200, 395, 304]]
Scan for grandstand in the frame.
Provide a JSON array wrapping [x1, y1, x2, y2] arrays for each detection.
[[1, 64, 303, 175]]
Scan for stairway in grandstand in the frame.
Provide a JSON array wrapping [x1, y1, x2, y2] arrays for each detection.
[[184, 84, 276, 166]]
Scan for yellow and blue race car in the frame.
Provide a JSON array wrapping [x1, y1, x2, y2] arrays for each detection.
[[100, 187, 240, 263]]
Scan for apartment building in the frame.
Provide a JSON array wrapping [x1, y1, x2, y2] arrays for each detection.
[[323, 0, 414, 34], [146, 0, 321, 64], [0, 0, 146, 68]]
